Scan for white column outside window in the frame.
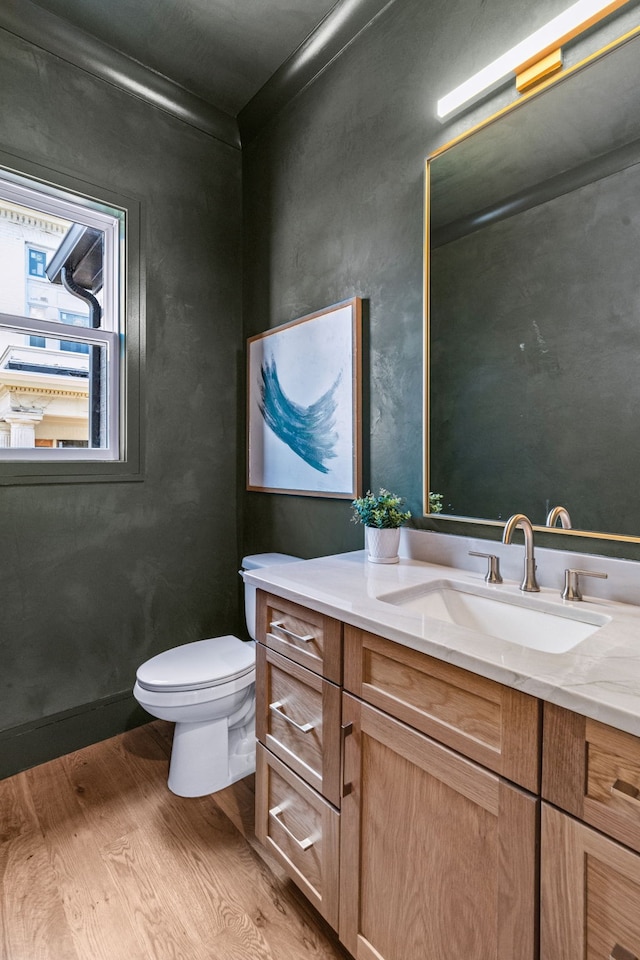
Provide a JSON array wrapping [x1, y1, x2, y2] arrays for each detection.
[[4, 413, 43, 447]]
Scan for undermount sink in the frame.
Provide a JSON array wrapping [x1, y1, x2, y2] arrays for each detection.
[[377, 579, 611, 653]]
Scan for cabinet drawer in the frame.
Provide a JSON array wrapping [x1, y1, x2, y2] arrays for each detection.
[[257, 591, 342, 682], [344, 625, 540, 791], [543, 703, 640, 854], [255, 744, 340, 929], [256, 644, 342, 807]]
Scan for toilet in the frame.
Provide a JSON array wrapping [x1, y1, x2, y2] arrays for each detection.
[[133, 553, 300, 797]]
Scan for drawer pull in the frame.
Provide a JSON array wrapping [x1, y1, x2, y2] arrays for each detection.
[[269, 805, 314, 850], [269, 700, 315, 734], [341, 722, 354, 798], [610, 945, 637, 960], [270, 620, 314, 643], [611, 779, 640, 804]]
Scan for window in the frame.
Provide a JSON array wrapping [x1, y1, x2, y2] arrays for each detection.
[[27, 248, 47, 278], [59, 311, 90, 354], [0, 159, 140, 480]]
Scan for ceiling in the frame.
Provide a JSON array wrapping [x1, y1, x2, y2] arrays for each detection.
[[27, 0, 342, 118]]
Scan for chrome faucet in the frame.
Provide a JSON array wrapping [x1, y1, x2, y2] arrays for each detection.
[[502, 513, 540, 592], [546, 505, 572, 529]]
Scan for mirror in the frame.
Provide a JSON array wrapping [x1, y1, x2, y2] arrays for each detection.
[[426, 28, 640, 542]]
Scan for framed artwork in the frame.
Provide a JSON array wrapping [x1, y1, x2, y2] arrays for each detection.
[[247, 297, 362, 498]]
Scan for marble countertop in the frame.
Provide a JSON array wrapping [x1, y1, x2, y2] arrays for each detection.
[[243, 549, 640, 738]]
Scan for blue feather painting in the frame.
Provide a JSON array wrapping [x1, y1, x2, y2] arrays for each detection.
[[247, 299, 361, 497]]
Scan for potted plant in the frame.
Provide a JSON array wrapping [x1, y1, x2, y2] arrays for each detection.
[[351, 488, 411, 563]]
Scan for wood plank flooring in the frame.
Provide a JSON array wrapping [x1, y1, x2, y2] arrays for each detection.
[[0, 721, 351, 960]]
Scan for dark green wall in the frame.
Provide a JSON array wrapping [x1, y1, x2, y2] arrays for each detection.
[[241, 0, 640, 564], [0, 27, 242, 773]]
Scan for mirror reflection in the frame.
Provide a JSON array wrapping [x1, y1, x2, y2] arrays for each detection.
[[427, 30, 640, 540]]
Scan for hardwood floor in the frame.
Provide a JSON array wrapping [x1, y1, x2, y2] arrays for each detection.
[[0, 721, 351, 960]]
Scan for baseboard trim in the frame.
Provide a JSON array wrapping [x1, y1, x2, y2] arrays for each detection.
[[0, 691, 150, 780]]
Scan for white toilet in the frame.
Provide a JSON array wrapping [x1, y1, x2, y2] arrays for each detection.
[[133, 553, 300, 797]]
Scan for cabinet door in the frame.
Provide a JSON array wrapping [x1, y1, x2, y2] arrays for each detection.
[[339, 694, 538, 960], [541, 802, 640, 960]]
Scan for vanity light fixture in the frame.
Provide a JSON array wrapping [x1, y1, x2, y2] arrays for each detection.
[[436, 0, 631, 119]]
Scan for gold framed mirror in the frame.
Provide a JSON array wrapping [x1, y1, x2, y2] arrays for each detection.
[[424, 23, 640, 543]]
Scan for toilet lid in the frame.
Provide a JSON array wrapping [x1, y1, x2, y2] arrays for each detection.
[[135, 635, 255, 692]]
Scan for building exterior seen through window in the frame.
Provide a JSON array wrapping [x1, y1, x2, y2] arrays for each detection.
[[0, 172, 123, 460]]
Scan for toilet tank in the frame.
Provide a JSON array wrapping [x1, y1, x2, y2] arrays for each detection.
[[241, 553, 301, 640]]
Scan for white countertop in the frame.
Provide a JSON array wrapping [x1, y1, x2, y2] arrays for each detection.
[[243, 548, 640, 738]]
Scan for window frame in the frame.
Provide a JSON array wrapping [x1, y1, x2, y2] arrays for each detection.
[[0, 313, 119, 460], [0, 152, 142, 484]]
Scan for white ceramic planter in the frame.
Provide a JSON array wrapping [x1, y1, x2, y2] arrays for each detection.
[[366, 526, 401, 564]]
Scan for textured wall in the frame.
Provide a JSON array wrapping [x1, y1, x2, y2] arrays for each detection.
[[0, 28, 242, 740], [242, 0, 640, 562]]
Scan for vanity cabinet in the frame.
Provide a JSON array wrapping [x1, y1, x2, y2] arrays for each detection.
[[541, 703, 640, 960], [253, 585, 640, 960], [254, 591, 343, 927]]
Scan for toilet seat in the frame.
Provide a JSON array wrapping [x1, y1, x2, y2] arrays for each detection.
[[135, 635, 255, 693]]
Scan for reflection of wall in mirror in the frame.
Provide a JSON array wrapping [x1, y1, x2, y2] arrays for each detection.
[[430, 160, 640, 535]]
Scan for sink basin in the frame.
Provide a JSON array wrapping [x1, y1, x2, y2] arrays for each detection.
[[377, 579, 611, 653]]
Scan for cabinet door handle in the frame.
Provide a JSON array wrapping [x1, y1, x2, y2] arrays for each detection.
[[270, 620, 314, 643], [341, 722, 354, 798], [611, 779, 640, 805], [269, 700, 315, 733], [610, 944, 638, 960], [268, 805, 314, 850]]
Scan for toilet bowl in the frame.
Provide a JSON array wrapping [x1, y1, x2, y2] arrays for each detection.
[[133, 553, 300, 797]]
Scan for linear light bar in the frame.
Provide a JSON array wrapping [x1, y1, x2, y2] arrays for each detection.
[[437, 0, 631, 119]]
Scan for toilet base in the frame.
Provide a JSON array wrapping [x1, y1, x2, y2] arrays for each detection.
[[167, 707, 256, 798]]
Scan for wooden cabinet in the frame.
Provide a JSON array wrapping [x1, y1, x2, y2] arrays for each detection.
[[339, 693, 538, 960], [254, 590, 541, 956], [255, 590, 640, 959], [542, 803, 640, 960]]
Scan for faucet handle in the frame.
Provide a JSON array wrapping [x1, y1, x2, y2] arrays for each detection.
[[469, 551, 503, 584], [562, 568, 608, 601]]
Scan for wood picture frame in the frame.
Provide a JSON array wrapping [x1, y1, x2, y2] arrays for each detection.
[[247, 298, 362, 498]]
